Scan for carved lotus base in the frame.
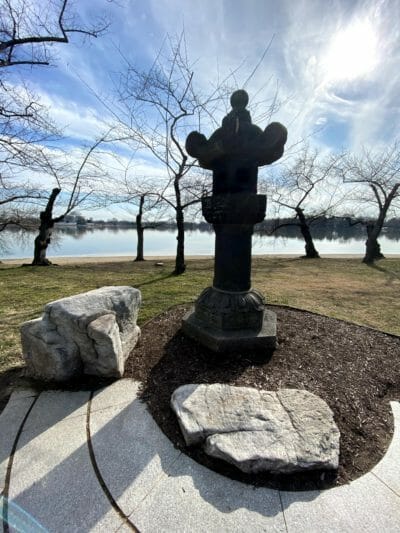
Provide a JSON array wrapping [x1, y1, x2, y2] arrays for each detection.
[[193, 286, 264, 330], [182, 287, 276, 353]]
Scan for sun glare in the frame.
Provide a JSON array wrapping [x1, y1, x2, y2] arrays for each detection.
[[323, 19, 379, 83]]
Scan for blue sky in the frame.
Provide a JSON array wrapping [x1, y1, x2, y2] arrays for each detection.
[[14, 0, 398, 150], [6, 0, 400, 218]]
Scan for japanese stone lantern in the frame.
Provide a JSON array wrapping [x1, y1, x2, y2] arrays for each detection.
[[183, 90, 287, 353]]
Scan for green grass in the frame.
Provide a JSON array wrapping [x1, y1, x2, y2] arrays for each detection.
[[1, 257, 399, 373]]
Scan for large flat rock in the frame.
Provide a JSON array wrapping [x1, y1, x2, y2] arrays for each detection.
[[171, 384, 340, 474]]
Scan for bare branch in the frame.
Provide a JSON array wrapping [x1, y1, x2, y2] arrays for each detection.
[[336, 142, 400, 263], [0, 0, 109, 68]]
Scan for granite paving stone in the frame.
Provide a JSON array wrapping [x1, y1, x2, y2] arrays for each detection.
[[130, 453, 286, 533], [90, 379, 141, 413], [8, 408, 124, 532], [3, 389, 38, 401], [89, 380, 182, 517], [0, 390, 37, 491], [1, 381, 399, 532], [371, 401, 400, 496], [114, 520, 144, 532], [281, 471, 400, 532], [21, 390, 90, 432]]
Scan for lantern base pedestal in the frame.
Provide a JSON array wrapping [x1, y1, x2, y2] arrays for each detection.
[[182, 307, 276, 354]]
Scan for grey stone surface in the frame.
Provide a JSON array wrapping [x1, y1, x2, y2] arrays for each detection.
[[0, 390, 37, 491], [182, 308, 277, 353], [89, 380, 182, 517], [91, 378, 141, 412], [22, 390, 90, 431], [130, 452, 286, 533], [171, 384, 340, 473], [1, 381, 399, 532], [21, 316, 82, 380], [371, 401, 400, 496], [21, 286, 141, 380], [7, 392, 124, 532], [281, 472, 400, 532], [2, 388, 38, 401]]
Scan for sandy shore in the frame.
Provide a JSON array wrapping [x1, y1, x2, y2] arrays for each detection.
[[1, 255, 200, 265], [1, 253, 399, 266]]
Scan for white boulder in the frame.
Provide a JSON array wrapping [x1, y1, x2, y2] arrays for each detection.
[[171, 384, 340, 474], [21, 286, 141, 381]]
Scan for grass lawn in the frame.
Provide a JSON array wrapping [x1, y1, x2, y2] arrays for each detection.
[[0, 256, 399, 373]]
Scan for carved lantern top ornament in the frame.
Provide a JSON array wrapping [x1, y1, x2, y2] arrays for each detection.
[[185, 89, 288, 195]]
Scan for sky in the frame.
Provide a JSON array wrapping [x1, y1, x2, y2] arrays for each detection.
[[5, 0, 400, 218]]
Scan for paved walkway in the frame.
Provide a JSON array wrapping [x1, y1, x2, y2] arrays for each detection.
[[0, 379, 399, 532]]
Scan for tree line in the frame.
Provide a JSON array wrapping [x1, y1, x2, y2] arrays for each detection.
[[1, 0, 399, 269]]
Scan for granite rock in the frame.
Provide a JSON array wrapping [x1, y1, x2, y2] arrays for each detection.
[[21, 286, 141, 380], [171, 384, 340, 474]]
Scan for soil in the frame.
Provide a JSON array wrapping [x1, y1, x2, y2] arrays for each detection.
[[124, 304, 400, 491]]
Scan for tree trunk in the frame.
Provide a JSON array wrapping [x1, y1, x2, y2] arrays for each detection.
[[363, 223, 385, 265], [173, 175, 186, 275], [362, 184, 400, 265], [296, 207, 320, 258], [32, 188, 61, 266], [174, 206, 186, 274], [134, 195, 145, 261], [135, 226, 144, 261]]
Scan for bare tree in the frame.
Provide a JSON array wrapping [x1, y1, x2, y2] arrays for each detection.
[[0, 0, 108, 133], [31, 138, 109, 265], [84, 30, 280, 273], [116, 176, 167, 262], [132, 192, 166, 261], [338, 143, 400, 265], [0, 80, 58, 227], [0, 0, 108, 68], [104, 33, 235, 274], [0, 0, 110, 235], [134, 193, 152, 262], [267, 146, 344, 258], [0, 204, 37, 247], [99, 153, 170, 261]]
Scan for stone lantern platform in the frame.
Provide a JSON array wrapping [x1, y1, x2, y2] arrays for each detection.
[[183, 304, 277, 353]]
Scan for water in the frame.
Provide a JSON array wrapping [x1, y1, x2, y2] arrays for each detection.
[[1, 227, 399, 260]]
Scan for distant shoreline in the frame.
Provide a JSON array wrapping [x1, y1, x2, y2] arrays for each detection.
[[1, 253, 400, 266]]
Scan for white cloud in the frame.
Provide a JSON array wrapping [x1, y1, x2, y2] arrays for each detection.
[[6, 0, 400, 176], [31, 88, 110, 143]]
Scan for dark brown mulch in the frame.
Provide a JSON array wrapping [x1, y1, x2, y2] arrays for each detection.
[[124, 304, 400, 491]]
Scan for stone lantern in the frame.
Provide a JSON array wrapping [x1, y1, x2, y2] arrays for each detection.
[[183, 90, 287, 353]]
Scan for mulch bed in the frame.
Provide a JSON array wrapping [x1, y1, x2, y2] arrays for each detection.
[[124, 304, 400, 491]]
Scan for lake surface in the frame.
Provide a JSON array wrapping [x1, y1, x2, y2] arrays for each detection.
[[1, 227, 399, 260]]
